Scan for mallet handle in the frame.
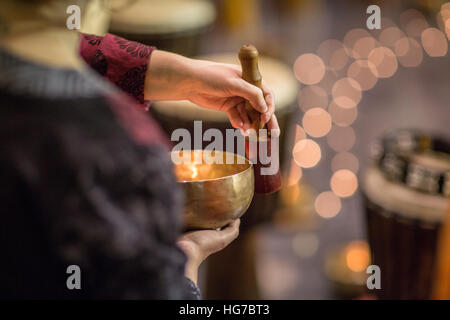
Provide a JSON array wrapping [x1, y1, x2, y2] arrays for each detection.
[[239, 45, 265, 131]]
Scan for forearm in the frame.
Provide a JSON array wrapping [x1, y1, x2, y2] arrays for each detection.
[[144, 50, 197, 101]]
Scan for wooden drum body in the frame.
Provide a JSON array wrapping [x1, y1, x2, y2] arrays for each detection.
[[109, 0, 216, 57], [363, 166, 446, 299], [362, 132, 450, 299]]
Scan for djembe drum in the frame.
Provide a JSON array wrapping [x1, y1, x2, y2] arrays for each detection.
[[109, 0, 216, 57], [152, 53, 298, 299], [362, 130, 450, 299]]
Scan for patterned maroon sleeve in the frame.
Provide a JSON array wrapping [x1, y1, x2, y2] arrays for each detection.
[[80, 33, 155, 107]]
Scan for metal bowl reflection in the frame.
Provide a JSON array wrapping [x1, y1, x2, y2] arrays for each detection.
[[173, 150, 254, 230]]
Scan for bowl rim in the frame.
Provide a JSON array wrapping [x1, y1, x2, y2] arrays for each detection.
[[171, 150, 253, 183]]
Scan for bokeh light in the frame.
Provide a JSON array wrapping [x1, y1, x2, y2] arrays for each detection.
[[380, 17, 396, 28], [442, 3, 450, 38], [317, 39, 349, 71], [400, 9, 427, 31], [293, 139, 321, 168], [318, 69, 340, 93], [368, 46, 398, 78], [421, 27, 448, 57], [257, 257, 300, 299], [345, 241, 370, 273], [379, 27, 405, 49], [405, 18, 429, 38], [298, 85, 328, 112], [302, 108, 332, 138], [294, 54, 326, 85], [314, 191, 342, 219], [352, 36, 377, 59], [347, 60, 378, 91], [330, 169, 358, 198], [332, 78, 362, 109], [328, 101, 358, 127], [292, 232, 319, 258], [343, 28, 371, 58], [446, 19, 450, 40], [437, 6, 450, 39], [289, 7, 450, 228], [331, 152, 360, 173], [327, 126, 356, 152], [395, 37, 423, 67]]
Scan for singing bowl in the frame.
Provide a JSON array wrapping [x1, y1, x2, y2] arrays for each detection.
[[172, 150, 254, 230]]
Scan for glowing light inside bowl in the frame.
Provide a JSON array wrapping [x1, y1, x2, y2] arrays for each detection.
[[190, 164, 199, 179]]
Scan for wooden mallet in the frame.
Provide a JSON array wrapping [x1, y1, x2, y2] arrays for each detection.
[[239, 45, 282, 194]]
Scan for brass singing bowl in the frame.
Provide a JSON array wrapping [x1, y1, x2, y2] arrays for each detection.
[[172, 150, 254, 230]]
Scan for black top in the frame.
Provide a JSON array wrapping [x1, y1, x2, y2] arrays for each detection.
[[0, 47, 200, 299]]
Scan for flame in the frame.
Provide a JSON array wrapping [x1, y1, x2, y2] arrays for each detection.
[[190, 164, 198, 179]]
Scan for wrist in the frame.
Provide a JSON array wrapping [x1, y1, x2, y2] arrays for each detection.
[[184, 257, 201, 284], [178, 239, 204, 284]]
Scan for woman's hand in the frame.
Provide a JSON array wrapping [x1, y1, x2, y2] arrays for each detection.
[[145, 50, 279, 135], [177, 219, 240, 284]]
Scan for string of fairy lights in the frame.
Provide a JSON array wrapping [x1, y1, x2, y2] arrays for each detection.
[[289, 3, 450, 219]]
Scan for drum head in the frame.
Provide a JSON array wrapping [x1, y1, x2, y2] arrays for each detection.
[[153, 53, 298, 122], [110, 0, 216, 35], [363, 165, 447, 223]]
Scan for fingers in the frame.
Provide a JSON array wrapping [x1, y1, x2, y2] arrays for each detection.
[[267, 114, 280, 137], [217, 219, 240, 248], [237, 102, 251, 131], [229, 78, 276, 128], [260, 80, 275, 124], [220, 96, 244, 112], [228, 102, 278, 136], [227, 102, 252, 131], [230, 79, 268, 113], [260, 92, 274, 124], [221, 219, 240, 234], [227, 108, 244, 129], [177, 219, 241, 266]]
